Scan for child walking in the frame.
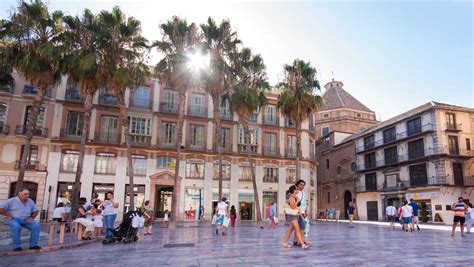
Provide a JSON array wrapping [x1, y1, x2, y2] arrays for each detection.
[[93, 209, 103, 237]]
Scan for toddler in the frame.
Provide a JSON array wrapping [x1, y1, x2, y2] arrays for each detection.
[[93, 209, 104, 237]]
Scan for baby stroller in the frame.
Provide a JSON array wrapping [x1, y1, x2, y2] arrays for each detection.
[[103, 209, 144, 244]]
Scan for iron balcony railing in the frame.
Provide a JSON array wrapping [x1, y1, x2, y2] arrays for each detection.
[[215, 143, 232, 153], [14, 160, 39, 171], [65, 89, 85, 101], [60, 128, 82, 141], [158, 139, 176, 149], [263, 175, 278, 183], [220, 110, 233, 120], [22, 85, 52, 98], [446, 123, 462, 131], [159, 101, 179, 113], [263, 146, 279, 157], [130, 135, 151, 146], [15, 125, 48, 137], [0, 125, 10, 135], [238, 144, 258, 154], [130, 98, 153, 109], [357, 148, 436, 171], [263, 116, 279, 126], [98, 93, 119, 106], [187, 139, 206, 151], [356, 123, 434, 153], [187, 105, 207, 117], [285, 148, 297, 158], [358, 176, 448, 193], [94, 132, 120, 144]]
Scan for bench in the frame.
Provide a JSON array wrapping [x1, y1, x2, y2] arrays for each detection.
[[48, 221, 67, 246], [72, 221, 86, 240]]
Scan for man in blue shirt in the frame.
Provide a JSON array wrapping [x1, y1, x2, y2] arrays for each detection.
[[409, 198, 421, 231], [0, 189, 41, 251]]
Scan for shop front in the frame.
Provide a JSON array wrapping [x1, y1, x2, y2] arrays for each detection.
[[238, 191, 254, 220], [406, 190, 438, 223], [184, 187, 203, 220], [56, 182, 75, 205], [262, 191, 277, 219], [124, 185, 145, 213], [92, 183, 115, 202]]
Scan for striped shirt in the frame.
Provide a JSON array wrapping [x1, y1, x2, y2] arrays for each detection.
[[453, 202, 467, 217]]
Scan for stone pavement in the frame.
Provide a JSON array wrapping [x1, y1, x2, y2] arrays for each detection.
[[0, 221, 473, 266]]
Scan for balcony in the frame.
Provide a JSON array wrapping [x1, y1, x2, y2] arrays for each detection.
[[130, 135, 151, 146], [187, 139, 206, 151], [263, 175, 278, 183], [60, 129, 82, 141], [445, 148, 474, 157], [65, 88, 85, 102], [22, 85, 52, 98], [356, 185, 379, 193], [130, 98, 152, 109], [158, 139, 176, 149], [309, 152, 316, 161], [220, 110, 233, 121], [14, 160, 38, 171], [216, 144, 232, 153], [248, 114, 258, 122], [15, 125, 48, 137], [263, 116, 279, 126], [94, 132, 120, 144], [263, 146, 279, 157], [0, 125, 10, 135], [355, 123, 434, 153], [446, 123, 462, 132], [359, 176, 448, 193], [187, 105, 207, 118], [98, 93, 119, 106], [0, 87, 14, 94], [238, 144, 258, 154], [285, 119, 296, 128], [285, 148, 297, 158]]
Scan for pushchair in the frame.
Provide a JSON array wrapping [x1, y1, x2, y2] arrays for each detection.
[[102, 209, 144, 244]]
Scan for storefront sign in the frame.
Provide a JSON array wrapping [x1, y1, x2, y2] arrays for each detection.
[[406, 191, 438, 200]]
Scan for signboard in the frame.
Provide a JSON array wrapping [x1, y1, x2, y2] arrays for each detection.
[[406, 191, 438, 200]]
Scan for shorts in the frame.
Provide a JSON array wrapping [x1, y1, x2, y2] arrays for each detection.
[[387, 215, 396, 222], [402, 217, 412, 224], [412, 216, 419, 223], [298, 216, 305, 229], [453, 216, 466, 224], [215, 215, 225, 225], [287, 215, 298, 222]]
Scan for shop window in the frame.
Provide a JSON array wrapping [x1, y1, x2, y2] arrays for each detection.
[[445, 205, 452, 211], [94, 152, 117, 174], [124, 185, 145, 213], [213, 162, 231, 180], [186, 160, 204, 179], [286, 168, 296, 184], [157, 156, 176, 169], [435, 205, 442, 211], [60, 150, 79, 172]]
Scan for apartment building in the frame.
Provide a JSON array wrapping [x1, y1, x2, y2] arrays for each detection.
[[0, 71, 318, 221], [353, 102, 474, 224]]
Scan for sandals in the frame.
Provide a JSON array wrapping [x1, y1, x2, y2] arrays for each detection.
[[302, 244, 310, 250], [281, 242, 292, 248]]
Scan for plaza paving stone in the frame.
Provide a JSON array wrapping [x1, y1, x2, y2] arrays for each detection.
[[0, 221, 473, 266]]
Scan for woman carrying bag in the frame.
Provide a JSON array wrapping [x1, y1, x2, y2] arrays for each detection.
[[282, 186, 309, 249]]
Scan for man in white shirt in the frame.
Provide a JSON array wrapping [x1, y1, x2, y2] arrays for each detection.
[[215, 197, 228, 235], [400, 201, 414, 232], [385, 202, 397, 230]]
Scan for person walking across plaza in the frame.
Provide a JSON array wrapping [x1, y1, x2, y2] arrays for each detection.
[[347, 202, 355, 228], [335, 208, 340, 223], [282, 186, 309, 250], [142, 200, 154, 235], [293, 180, 309, 246], [0, 189, 41, 251], [400, 201, 414, 232], [268, 202, 277, 228], [451, 196, 468, 237], [385, 202, 397, 230], [466, 203, 473, 234], [215, 197, 228, 235], [409, 198, 421, 231], [102, 192, 119, 239], [230, 205, 237, 227]]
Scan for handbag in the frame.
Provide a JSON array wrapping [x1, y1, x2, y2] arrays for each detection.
[[211, 214, 217, 225], [223, 217, 230, 228], [284, 205, 300, 216], [273, 217, 279, 224]]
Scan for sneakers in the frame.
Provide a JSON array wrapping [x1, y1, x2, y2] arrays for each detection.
[[29, 246, 41, 250], [301, 244, 310, 250], [13, 247, 22, 252]]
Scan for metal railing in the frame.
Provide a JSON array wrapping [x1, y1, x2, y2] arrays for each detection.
[[14, 160, 38, 171], [158, 139, 176, 148], [187, 139, 206, 150], [130, 135, 151, 146], [130, 98, 152, 109], [263, 116, 279, 126], [159, 101, 179, 113], [94, 132, 120, 144], [60, 129, 82, 141], [262, 146, 279, 157], [187, 105, 207, 117], [446, 123, 462, 131], [220, 110, 233, 120], [359, 176, 448, 193], [238, 144, 258, 154], [356, 123, 434, 153], [65, 89, 84, 101], [15, 125, 48, 137], [23, 85, 52, 98], [263, 175, 278, 183], [357, 148, 436, 171], [285, 148, 297, 158], [98, 93, 119, 106], [0, 125, 10, 135]]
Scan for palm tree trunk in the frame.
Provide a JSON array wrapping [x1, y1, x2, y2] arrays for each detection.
[[171, 90, 186, 223], [296, 120, 302, 182], [71, 93, 93, 218], [15, 87, 46, 195], [119, 97, 135, 212], [213, 97, 223, 201], [243, 118, 262, 227]]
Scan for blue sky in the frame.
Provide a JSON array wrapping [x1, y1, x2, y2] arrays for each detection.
[[1, 0, 472, 120]]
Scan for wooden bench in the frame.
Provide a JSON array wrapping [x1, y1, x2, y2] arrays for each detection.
[[48, 221, 67, 246], [72, 221, 86, 240]]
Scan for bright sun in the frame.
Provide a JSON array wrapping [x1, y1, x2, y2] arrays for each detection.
[[187, 52, 210, 72]]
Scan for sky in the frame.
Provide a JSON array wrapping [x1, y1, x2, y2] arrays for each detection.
[[1, 0, 472, 120]]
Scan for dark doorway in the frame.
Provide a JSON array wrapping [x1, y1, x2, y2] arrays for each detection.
[[155, 186, 173, 218], [9, 182, 38, 202], [343, 190, 352, 219], [367, 201, 379, 221], [453, 163, 464, 186]]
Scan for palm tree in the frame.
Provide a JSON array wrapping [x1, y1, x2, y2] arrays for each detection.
[[200, 17, 240, 201], [99, 7, 149, 212], [277, 59, 323, 183], [61, 9, 106, 214], [154, 16, 201, 222], [226, 47, 269, 227], [0, 0, 64, 194]]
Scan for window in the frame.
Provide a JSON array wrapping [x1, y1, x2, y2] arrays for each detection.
[[357, 113, 361, 118], [99, 116, 119, 142], [162, 89, 178, 112], [446, 113, 456, 130], [60, 150, 79, 172], [409, 163, 427, 186], [384, 146, 398, 165], [238, 127, 259, 145], [407, 117, 421, 136], [287, 135, 296, 156], [20, 145, 38, 166], [321, 127, 329, 136], [286, 117, 296, 127], [157, 156, 176, 169], [213, 163, 231, 180], [364, 152, 376, 169], [220, 128, 231, 149], [364, 135, 375, 149], [351, 162, 357, 172], [467, 138, 471, 151], [186, 160, 204, 179], [448, 136, 459, 155], [0, 103, 6, 126], [336, 166, 342, 174], [326, 159, 329, 169], [264, 133, 277, 155], [161, 122, 176, 144], [408, 139, 424, 159], [239, 165, 252, 181], [132, 155, 147, 176], [327, 192, 330, 203], [263, 167, 278, 183], [95, 152, 117, 174], [220, 99, 231, 117], [286, 168, 296, 183], [189, 124, 204, 148], [323, 114, 329, 118], [24, 106, 45, 127], [383, 127, 396, 143], [133, 86, 150, 108], [264, 106, 276, 124], [365, 173, 377, 191], [65, 111, 84, 136], [190, 93, 206, 116], [129, 116, 151, 136]]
